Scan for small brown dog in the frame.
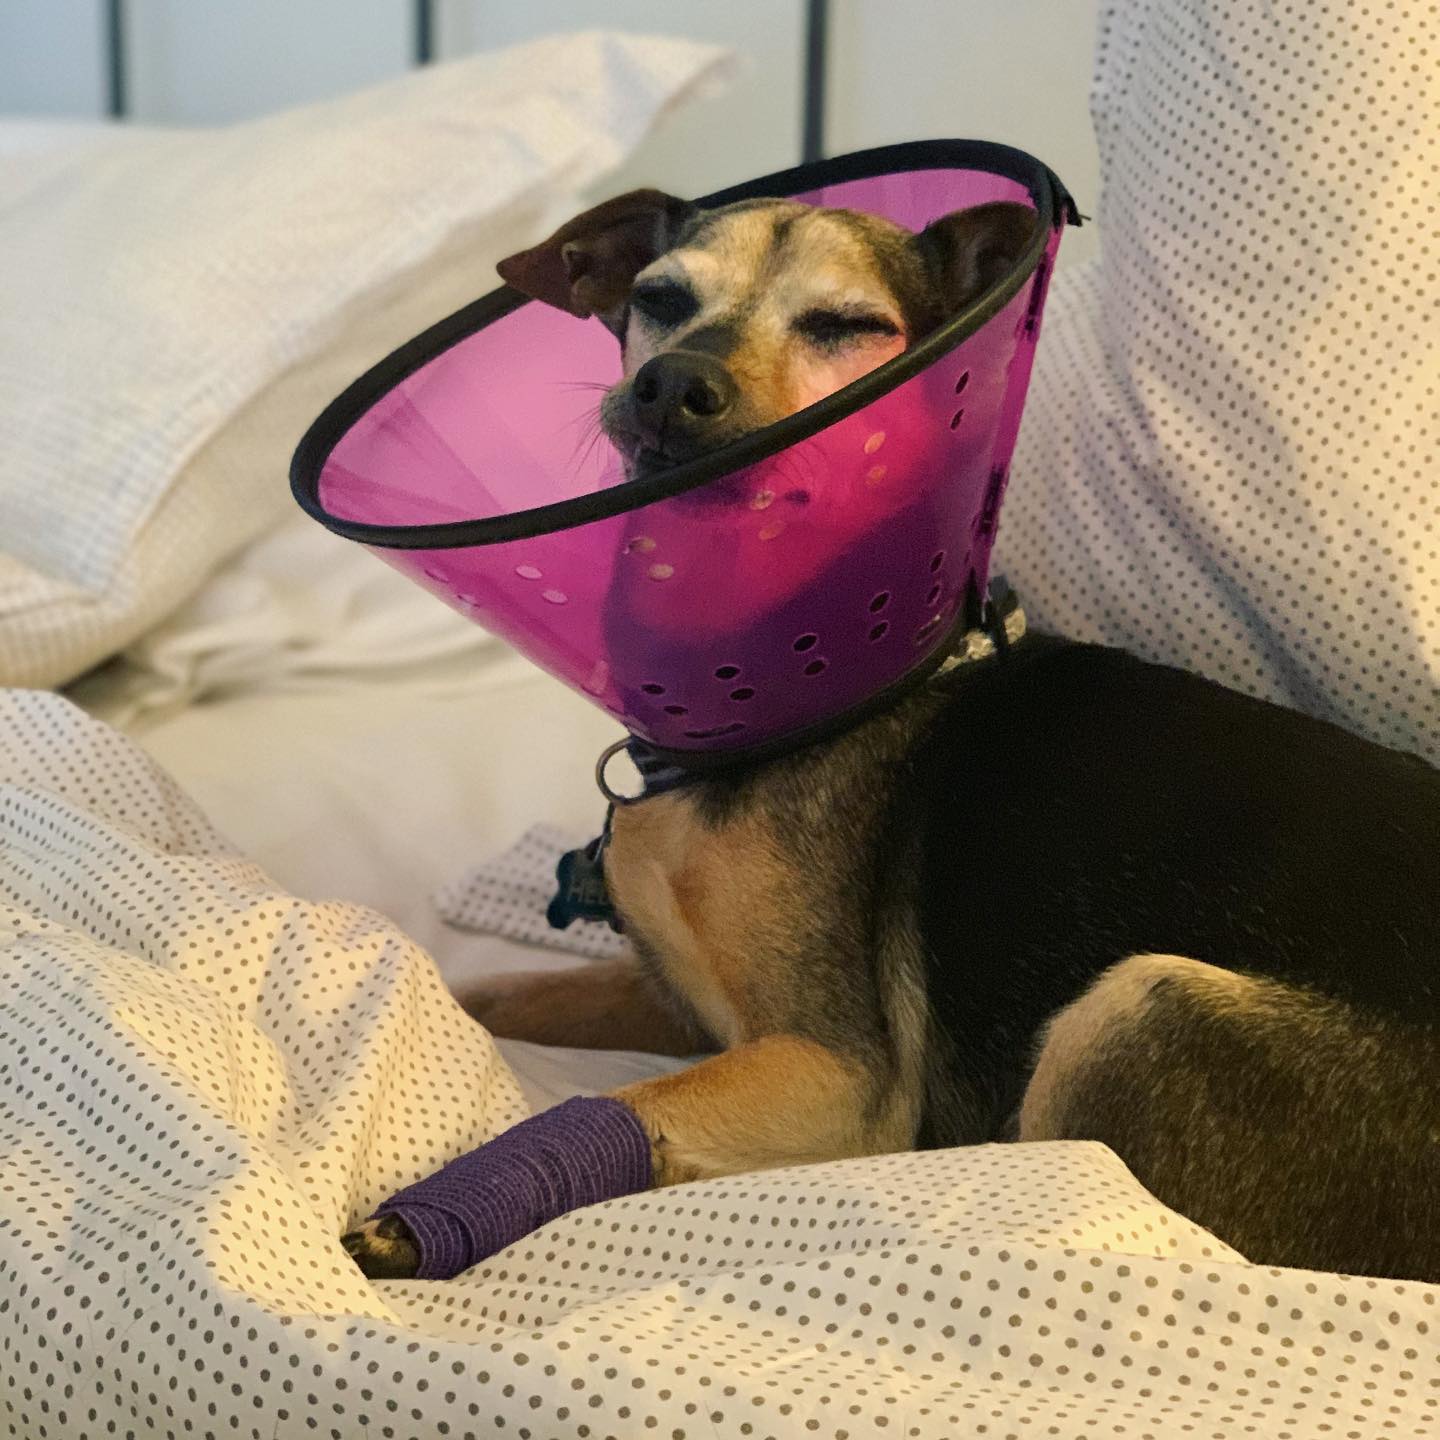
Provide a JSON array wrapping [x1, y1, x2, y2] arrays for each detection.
[[345, 190, 1440, 1284]]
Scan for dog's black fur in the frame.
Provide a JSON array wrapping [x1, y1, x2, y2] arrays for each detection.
[[668, 634, 1440, 1279]]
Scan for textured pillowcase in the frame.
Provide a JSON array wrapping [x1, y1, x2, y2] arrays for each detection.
[[0, 32, 729, 688], [996, 0, 1438, 762]]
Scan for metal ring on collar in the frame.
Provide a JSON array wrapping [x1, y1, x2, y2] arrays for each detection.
[[595, 738, 648, 806]]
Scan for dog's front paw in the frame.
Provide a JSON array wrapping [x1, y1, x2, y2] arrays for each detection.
[[342, 1213, 421, 1279]]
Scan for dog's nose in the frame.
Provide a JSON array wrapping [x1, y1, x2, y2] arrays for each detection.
[[630, 352, 736, 447]]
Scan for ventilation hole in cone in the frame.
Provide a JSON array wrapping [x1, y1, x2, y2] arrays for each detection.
[[927, 583, 943, 606], [541, 589, 568, 605], [515, 564, 543, 581], [684, 722, 746, 740], [949, 409, 965, 430], [803, 659, 828, 677], [640, 683, 666, 695], [929, 550, 946, 572], [714, 664, 740, 680], [869, 622, 890, 642], [954, 370, 970, 394], [663, 704, 688, 716], [914, 618, 942, 646], [729, 687, 755, 702], [869, 592, 890, 613], [793, 633, 818, 653]]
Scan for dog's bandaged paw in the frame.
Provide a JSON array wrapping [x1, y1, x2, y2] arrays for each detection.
[[342, 1213, 422, 1278], [346, 1096, 653, 1280]]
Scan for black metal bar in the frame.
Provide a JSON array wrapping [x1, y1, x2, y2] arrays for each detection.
[[801, 0, 829, 163], [104, 0, 127, 119], [413, 0, 436, 65]]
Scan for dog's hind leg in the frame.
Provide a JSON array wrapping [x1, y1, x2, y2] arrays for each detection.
[[1019, 953, 1440, 1281], [453, 957, 711, 1055]]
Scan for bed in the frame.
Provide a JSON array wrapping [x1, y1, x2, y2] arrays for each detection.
[[2, 10, 1436, 1440], [11, 672, 1436, 1440]]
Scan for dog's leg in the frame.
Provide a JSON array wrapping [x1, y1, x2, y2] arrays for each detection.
[[350, 739, 936, 1280], [343, 1032, 897, 1278], [453, 956, 710, 1056], [1019, 953, 1440, 1281], [611, 1032, 904, 1186]]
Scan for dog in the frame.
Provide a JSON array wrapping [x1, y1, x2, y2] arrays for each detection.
[[345, 189, 1440, 1283]]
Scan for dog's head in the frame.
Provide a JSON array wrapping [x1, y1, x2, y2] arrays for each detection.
[[498, 190, 1036, 477]]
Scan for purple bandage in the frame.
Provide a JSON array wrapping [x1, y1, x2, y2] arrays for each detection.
[[373, 1095, 653, 1279]]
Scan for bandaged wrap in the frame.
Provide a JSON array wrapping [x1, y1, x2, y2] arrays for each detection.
[[373, 1095, 652, 1279]]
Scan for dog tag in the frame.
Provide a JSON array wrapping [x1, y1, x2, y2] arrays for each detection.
[[546, 815, 623, 933]]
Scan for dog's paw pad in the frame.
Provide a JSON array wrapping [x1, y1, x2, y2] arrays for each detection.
[[342, 1214, 421, 1279]]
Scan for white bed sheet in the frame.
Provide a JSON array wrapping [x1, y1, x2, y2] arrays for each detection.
[[72, 512, 686, 1110]]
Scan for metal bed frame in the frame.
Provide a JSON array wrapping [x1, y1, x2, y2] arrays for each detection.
[[101, 0, 830, 162]]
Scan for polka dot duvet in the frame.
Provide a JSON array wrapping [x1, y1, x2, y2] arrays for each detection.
[[1, 689, 1435, 1438], [997, 0, 1439, 763]]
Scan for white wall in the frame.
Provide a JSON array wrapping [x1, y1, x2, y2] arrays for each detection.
[[828, 1, 1100, 265], [0, 0, 1099, 260], [439, 1, 807, 201], [0, 0, 106, 116], [125, 0, 414, 125]]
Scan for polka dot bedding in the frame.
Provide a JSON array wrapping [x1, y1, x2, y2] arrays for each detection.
[[1, 689, 1436, 1437], [997, 0, 1439, 763], [434, 823, 628, 962]]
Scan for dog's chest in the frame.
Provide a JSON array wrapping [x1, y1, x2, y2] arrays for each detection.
[[605, 781, 877, 1046]]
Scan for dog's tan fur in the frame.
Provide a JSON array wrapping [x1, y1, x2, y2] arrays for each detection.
[[618, 203, 911, 422], [605, 790, 822, 1044], [495, 187, 1033, 471], [612, 1035, 881, 1186]]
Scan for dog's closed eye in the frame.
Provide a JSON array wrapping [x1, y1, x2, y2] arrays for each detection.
[[792, 308, 902, 349], [631, 279, 700, 329]]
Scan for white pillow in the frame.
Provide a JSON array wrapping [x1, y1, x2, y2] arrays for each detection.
[[0, 32, 729, 689], [69, 510, 500, 729], [997, 0, 1438, 763]]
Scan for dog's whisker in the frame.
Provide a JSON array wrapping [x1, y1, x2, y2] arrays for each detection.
[[568, 408, 615, 472], [557, 401, 606, 441]]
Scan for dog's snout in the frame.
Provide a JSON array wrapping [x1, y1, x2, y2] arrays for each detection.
[[631, 352, 736, 442]]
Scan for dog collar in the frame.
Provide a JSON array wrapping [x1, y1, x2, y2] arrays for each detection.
[[595, 576, 1026, 799]]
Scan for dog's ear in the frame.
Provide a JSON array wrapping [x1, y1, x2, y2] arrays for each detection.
[[913, 202, 1038, 316], [497, 189, 697, 330]]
